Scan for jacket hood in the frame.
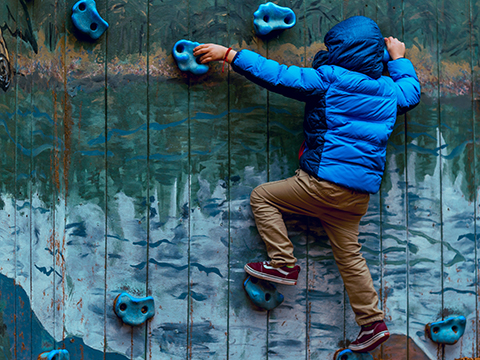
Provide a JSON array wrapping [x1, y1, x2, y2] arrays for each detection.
[[324, 16, 384, 79]]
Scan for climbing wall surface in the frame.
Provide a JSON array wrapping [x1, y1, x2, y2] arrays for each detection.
[[0, 0, 478, 359]]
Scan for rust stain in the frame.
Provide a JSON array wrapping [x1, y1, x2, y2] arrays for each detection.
[[63, 91, 72, 200], [130, 329, 134, 359], [52, 90, 61, 192], [78, 101, 83, 144], [372, 334, 430, 359]]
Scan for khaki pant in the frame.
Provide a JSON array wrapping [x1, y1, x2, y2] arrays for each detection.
[[250, 169, 384, 325]]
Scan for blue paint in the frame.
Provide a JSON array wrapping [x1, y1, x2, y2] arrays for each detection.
[[431, 288, 476, 295], [0, 273, 128, 360], [177, 291, 208, 301], [243, 276, 284, 311], [113, 293, 155, 326], [133, 239, 172, 247], [335, 349, 373, 360], [88, 107, 266, 146], [145, 259, 224, 277], [172, 40, 209, 75], [253, 2, 296, 36], [270, 121, 303, 135], [78, 150, 114, 157], [71, 0, 108, 40], [426, 316, 466, 345], [38, 349, 70, 360], [34, 265, 62, 278], [66, 222, 87, 237]]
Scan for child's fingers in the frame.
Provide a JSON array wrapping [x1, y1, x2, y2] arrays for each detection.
[[200, 56, 212, 64], [193, 46, 210, 55]]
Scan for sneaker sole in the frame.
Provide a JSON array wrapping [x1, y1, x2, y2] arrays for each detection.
[[348, 331, 390, 352], [244, 264, 297, 285]]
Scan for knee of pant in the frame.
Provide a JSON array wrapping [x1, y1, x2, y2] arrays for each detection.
[[250, 185, 266, 207], [335, 252, 366, 271]]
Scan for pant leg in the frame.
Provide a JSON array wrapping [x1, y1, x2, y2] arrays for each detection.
[[250, 169, 360, 266], [321, 218, 384, 325], [250, 169, 384, 325]]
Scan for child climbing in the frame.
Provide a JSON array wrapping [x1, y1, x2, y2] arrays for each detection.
[[194, 16, 421, 353]]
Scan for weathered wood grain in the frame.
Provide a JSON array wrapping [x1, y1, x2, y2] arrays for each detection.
[[23, 0, 64, 355], [104, 0, 150, 357], [0, 0, 20, 358], [227, 0, 269, 358], [0, 1, 479, 359], [187, 0, 230, 358], [146, 0, 190, 358], [437, 0, 477, 358], [474, 0, 480, 355], [404, 1, 443, 359], [63, 0, 108, 357], [375, 2, 409, 359]]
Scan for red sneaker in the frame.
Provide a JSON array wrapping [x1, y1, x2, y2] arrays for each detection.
[[348, 320, 390, 353], [244, 261, 300, 285]]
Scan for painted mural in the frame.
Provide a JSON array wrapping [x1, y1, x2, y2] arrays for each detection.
[[0, 0, 479, 359]]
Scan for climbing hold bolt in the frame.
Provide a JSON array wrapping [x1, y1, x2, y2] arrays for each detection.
[[253, 2, 296, 36], [333, 349, 373, 360], [71, 0, 109, 40], [243, 276, 284, 311], [172, 40, 209, 75], [113, 292, 155, 326], [38, 349, 70, 360], [425, 315, 466, 345]]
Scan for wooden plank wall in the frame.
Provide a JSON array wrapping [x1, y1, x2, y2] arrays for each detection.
[[0, 0, 479, 359]]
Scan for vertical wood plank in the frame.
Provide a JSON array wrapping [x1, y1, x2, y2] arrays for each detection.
[[303, 1, 344, 358], [187, 0, 229, 357], [266, 1, 308, 359], [375, 2, 410, 358], [105, 0, 149, 357], [146, 0, 190, 358], [473, 0, 480, 354], [437, 0, 477, 358], [227, 1, 269, 358], [404, 0, 442, 358], [0, 0, 19, 358], [63, 0, 108, 356], [53, 0, 68, 350], [27, 0, 60, 354]]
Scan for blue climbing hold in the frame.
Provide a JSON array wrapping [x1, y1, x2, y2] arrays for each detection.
[[334, 349, 373, 360], [426, 315, 466, 345], [383, 47, 391, 62], [253, 2, 296, 36], [38, 349, 70, 360], [71, 0, 108, 40], [173, 40, 209, 75], [114, 292, 155, 326], [244, 276, 284, 310]]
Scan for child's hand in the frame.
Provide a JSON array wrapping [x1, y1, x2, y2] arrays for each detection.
[[194, 44, 233, 64], [384, 37, 405, 60]]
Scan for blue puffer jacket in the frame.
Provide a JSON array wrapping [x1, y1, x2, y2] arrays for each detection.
[[231, 16, 421, 194]]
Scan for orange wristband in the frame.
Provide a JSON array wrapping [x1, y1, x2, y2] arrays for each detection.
[[222, 47, 233, 73]]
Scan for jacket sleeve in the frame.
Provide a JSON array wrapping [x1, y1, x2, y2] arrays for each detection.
[[387, 58, 421, 115], [231, 50, 329, 102]]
